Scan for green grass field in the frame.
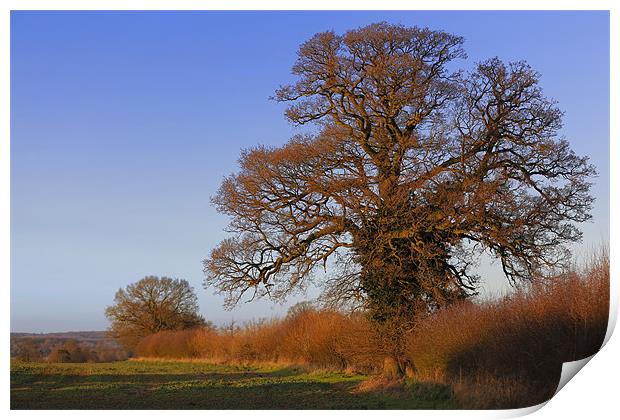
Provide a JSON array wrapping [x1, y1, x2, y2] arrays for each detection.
[[11, 359, 456, 409]]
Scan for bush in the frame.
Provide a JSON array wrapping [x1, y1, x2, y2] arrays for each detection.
[[47, 347, 73, 363], [136, 307, 382, 371], [47, 340, 98, 363]]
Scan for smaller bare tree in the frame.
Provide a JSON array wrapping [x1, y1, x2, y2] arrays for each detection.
[[105, 276, 205, 350]]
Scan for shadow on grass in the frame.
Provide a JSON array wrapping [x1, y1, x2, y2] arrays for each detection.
[[11, 364, 454, 409]]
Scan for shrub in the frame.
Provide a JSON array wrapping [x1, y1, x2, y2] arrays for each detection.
[[135, 308, 382, 371], [46, 340, 99, 363]]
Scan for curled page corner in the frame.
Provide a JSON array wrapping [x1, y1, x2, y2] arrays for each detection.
[[504, 356, 597, 418], [554, 355, 595, 396], [602, 307, 617, 348], [498, 401, 548, 418]]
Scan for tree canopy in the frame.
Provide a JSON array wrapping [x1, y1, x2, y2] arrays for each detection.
[[106, 276, 205, 350], [203, 23, 595, 337]]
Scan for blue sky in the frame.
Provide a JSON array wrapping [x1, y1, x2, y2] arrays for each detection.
[[11, 11, 609, 332]]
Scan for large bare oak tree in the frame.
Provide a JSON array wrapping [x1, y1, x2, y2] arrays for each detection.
[[203, 23, 595, 358]]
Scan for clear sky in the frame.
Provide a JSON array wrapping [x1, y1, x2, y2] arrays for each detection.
[[10, 11, 609, 333]]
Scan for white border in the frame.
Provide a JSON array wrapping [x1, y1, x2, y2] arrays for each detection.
[[2, 1, 617, 419], [0, 0, 615, 10]]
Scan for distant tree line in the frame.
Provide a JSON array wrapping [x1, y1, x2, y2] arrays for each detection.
[[11, 335, 129, 363]]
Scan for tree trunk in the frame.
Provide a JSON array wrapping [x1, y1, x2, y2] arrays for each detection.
[[382, 355, 417, 379], [383, 356, 403, 380]]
